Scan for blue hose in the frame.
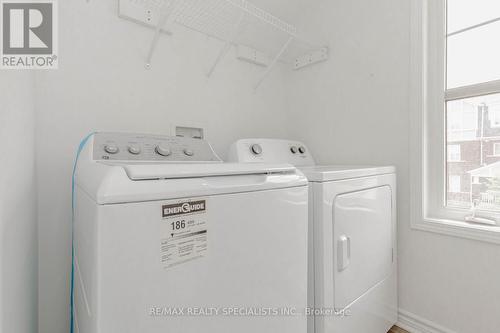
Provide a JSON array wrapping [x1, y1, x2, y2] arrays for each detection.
[[70, 133, 94, 333]]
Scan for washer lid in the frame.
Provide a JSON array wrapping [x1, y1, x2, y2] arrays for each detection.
[[299, 165, 395, 182], [76, 162, 306, 205], [121, 163, 297, 180]]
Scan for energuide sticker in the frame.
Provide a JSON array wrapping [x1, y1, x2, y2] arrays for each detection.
[[160, 199, 208, 268]]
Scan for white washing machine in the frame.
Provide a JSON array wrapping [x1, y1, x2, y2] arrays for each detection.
[[73, 132, 309, 333], [228, 139, 398, 333]]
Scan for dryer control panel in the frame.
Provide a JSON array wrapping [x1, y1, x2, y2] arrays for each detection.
[[92, 132, 222, 162], [227, 139, 315, 166]]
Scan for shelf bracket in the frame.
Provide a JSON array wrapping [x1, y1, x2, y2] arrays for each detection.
[[145, 0, 179, 69], [254, 36, 293, 90], [206, 13, 246, 77], [294, 47, 329, 70]]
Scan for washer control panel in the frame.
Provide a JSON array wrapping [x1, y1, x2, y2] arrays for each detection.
[[93, 132, 222, 162], [227, 139, 315, 166]]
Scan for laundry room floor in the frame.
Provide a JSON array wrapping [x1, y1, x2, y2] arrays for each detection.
[[389, 326, 409, 333]]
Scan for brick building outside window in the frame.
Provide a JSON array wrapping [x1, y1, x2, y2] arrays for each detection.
[[447, 94, 500, 210]]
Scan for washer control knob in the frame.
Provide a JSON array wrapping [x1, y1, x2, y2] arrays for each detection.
[[104, 144, 119, 154], [250, 144, 263, 155], [290, 146, 298, 154], [128, 145, 141, 155], [155, 145, 171, 156], [183, 149, 194, 156], [298, 146, 307, 154]]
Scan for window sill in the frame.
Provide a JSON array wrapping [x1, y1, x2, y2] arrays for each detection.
[[412, 217, 500, 245]]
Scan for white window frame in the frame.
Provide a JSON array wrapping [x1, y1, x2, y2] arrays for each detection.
[[410, 0, 500, 244]]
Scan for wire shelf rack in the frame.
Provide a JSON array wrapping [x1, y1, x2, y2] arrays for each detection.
[[119, 0, 328, 88]]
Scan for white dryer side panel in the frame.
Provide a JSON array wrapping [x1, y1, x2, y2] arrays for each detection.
[[333, 185, 393, 309], [313, 174, 397, 333], [75, 186, 308, 333]]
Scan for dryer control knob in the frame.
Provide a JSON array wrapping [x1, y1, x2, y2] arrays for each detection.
[[104, 144, 119, 154], [128, 145, 141, 155], [250, 144, 263, 155], [183, 149, 194, 156], [290, 146, 298, 154], [298, 146, 307, 154], [155, 145, 171, 156]]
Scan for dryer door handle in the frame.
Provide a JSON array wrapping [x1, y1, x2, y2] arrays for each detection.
[[337, 235, 351, 272]]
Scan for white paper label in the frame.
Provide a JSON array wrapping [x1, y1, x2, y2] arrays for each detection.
[[160, 199, 208, 268]]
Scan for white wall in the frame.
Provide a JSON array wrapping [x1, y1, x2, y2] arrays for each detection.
[[0, 72, 37, 333], [30, 0, 500, 332], [286, 0, 412, 325], [287, 0, 412, 325], [287, 1, 500, 333], [34, 1, 290, 333], [286, 0, 410, 169]]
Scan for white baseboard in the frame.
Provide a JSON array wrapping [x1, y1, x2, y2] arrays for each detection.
[[397, 309, 457, 333]]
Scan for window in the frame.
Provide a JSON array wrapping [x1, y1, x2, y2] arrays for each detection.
[[488, 103, 500, 128], [447, 144, 461, 161], [494, 143, 500, 156], [410, 0, 500, 243], [445, 0, 500, 213], [448, 175, 461, 193], [447, 0, 500, 89], [447, 101, 478, 141]]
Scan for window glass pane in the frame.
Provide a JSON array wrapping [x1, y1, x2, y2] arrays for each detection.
[[448, 144, 461, 161], [446, 93, 500, 210], [447, 0, 500, 33], [494, 143, 500, 156], [447, 21, 500, 89], [449, 175, 461, 193]]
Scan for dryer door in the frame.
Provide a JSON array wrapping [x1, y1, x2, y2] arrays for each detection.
[[333, 185, 393, 309]]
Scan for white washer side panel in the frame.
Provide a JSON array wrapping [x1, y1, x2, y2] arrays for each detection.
[[313, 174, 397, 333], [74, 187, 100, 333], [78, 186, 308, 333]]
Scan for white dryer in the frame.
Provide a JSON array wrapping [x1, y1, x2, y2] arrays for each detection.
[[228, 139, 398, 333], [73, 133, 309, 333]]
